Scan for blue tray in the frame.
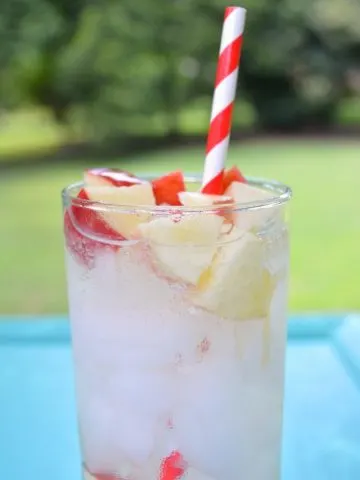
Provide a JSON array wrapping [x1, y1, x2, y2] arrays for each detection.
[[0, 314, 360, 480]]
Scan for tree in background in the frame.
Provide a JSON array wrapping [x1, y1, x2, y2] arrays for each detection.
[[0, 0, 359, 135], [0, 0, 106, 123], [68, 0, 220, 138], [241, 0, 360, 129]]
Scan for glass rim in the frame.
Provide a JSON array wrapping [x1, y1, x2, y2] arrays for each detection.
[[62, 175, 292, 214]]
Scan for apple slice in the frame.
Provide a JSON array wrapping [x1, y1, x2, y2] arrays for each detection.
[[85, 168, 145, 187], [179, 191, 235, 226], [64, 210, 117, 266], [64, 210, 99, 266], [225, 181, 272, 204], [224, 181, 277, 231], [85, 183, 156, 238], [72, 189, 125, 240], [152, 171, 186, 206], [64, 189, 122, 266], [193, 229, 274, 321], [139, 214, 224, 284], [222, 166, 246, 193], [179, 191, 233, 207]]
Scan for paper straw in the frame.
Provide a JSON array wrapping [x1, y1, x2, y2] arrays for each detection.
[[158, 10, 247, 479], [202, 6, 246, 194]]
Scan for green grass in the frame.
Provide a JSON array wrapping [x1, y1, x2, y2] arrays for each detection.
[[0, 109, 68, 158], [0, 139, 359, 314]]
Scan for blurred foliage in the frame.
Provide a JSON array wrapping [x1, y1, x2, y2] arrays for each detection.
[[0, 0, 359, 136]]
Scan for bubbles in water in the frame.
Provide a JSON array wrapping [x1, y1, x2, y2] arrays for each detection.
[[66, 230, 287, 479]]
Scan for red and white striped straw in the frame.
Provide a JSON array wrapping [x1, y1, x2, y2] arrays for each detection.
[[202, 6, 246, 194]]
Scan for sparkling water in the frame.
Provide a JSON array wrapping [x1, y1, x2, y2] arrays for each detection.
[[66, 223, 289, 480]]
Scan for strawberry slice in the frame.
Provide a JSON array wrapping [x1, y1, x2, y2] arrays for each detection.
[[222, 166, 246, 193], [152, 171, 186, 206], [64, 189, 123, 266], [160, 451, 186, 480], [85, 168, 145, 187]]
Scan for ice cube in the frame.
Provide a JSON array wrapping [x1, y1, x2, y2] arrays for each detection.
[[172, 353, 243, 479], [183, 468, 215, 480], [171, 313, 284, 480]]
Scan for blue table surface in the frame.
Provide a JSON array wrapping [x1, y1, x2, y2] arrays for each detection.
[[1, 314, 360, 480]]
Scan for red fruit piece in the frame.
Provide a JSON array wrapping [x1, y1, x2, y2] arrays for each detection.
[[74, 189, 124, 239], [160, 451, 186, 480], [222, 166, 246, 193], [64, 210, 99, 266], [85, 168, 145, 187], [152, 171, 186, 206], [64, 189, 124, 266]]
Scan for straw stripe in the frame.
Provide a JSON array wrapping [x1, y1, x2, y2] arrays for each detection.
[[211, 69, 238, 120], [224, 6, 238, 19], [203, 137, 230, 186], [220, 8, 246, 53], [202, 6, 246, 194], [206, 103, 233, 153], [215, 38, 242, 87], [202, 171, 225, 195]]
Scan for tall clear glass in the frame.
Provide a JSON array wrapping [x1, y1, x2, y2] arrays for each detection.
[[62, 176, 291, 480]]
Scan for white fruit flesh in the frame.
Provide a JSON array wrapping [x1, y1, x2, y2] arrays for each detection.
[[193, 228, 274, 320], [225, 181, 273, 203], [179, 191, 233, 207], [224, 182, 276, 231], [139, 214, 224, 285], [85, 184, 155, 238], [85, 170, 112, 187]]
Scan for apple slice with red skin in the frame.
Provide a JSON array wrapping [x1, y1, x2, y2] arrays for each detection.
[[64, 209, 106, 267], [66, 168, 185, 263], [179, 191, 233, 207], [86, 168, 186, 206], [85, 183, 155, 238], [222, 166, 246, 193], [178, 191, 235, 225], [85, 168, 145, 187], [64, 189, 123, 266], [152, 171, 186, 206], [73, 189, 125, 240]]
